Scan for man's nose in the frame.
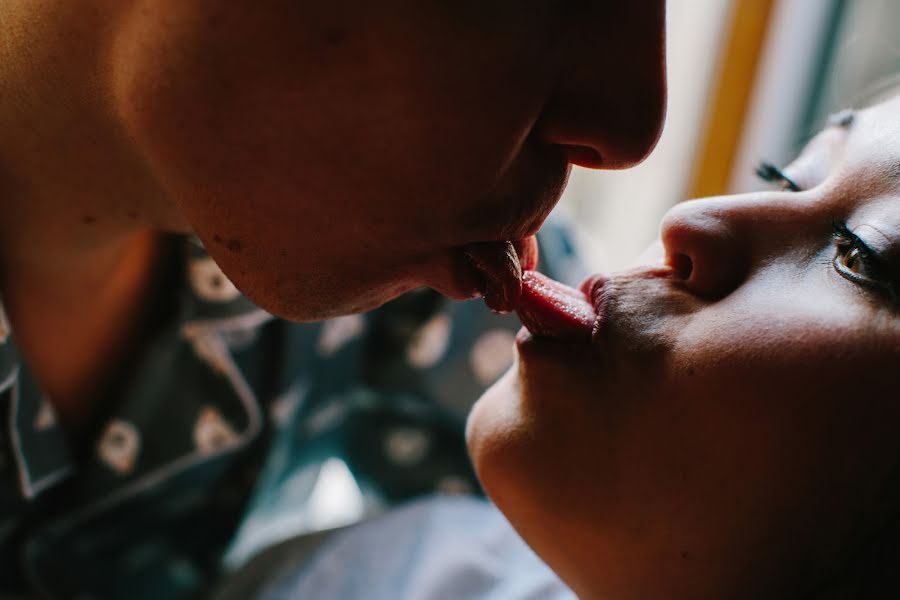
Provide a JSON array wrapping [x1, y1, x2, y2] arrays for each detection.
[[537, 1, 667, 170]]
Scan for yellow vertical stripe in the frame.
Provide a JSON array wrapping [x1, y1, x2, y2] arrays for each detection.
[[688, 0, 776, 198]]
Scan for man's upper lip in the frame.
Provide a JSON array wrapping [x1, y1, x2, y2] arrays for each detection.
[[442, 144, 567, 305], [468, 148, 570, 243], [474, 203, 550, 245]]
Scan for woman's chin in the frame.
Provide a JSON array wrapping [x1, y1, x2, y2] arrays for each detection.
[[465, 367, 524, 488], [467, 367, 512, 441]]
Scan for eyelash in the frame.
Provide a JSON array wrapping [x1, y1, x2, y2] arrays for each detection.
[[754, 162, 897, 302], [755, 161, 801, 191]]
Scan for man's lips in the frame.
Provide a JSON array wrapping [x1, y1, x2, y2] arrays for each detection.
[[463, 236, 539, 313]]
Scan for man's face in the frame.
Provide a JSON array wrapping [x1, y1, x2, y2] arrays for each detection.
[[109, 1, 666, 320]]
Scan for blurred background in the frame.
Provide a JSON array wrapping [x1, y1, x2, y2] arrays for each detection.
[[559, 0, 900, 273]]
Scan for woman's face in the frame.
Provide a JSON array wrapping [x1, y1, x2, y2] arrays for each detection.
[[467, 94, 900, 599], [109, 0, 665, 320]]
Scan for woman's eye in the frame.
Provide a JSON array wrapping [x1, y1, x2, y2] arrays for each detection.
[[831, 222, 895, 300], [834, 244, 866, 277]]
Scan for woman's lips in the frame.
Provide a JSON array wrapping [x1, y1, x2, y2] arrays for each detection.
[[463, 236, 539, 313], [515, 271, 597, 342]]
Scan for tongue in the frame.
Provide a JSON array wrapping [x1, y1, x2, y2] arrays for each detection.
[[516, 271, 596, 341], [464, 237, 538, 313]]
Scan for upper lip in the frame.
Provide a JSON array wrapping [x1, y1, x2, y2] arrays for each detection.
[[582, 274, 610, 343], [465, 144, 570, 244], [430, 142, 569, 302], [582, 266, 677, 342]]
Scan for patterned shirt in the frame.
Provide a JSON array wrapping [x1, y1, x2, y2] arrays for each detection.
[[0, 220, 583, 599]]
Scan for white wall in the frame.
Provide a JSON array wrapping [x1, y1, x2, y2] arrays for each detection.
[[558, 0, 734, 272]]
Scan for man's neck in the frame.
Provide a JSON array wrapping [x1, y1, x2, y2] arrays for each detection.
[[0, 3, 190, 429], [0, 226, 175, 431]]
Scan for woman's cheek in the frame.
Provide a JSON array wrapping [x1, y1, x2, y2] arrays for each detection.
[[466, 368, 531, 502]]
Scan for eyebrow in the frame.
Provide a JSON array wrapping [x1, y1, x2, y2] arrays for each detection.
[[826, 109, 855, 129]]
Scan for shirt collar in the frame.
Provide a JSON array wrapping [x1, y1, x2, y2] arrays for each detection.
[[0, 237, 270, 501]]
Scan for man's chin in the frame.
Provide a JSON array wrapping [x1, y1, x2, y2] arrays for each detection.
[[237, 275, 419, 323]]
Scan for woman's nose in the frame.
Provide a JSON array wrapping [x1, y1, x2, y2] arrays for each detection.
[[537, 1, 666, 169], [659, 197, 754, 300]]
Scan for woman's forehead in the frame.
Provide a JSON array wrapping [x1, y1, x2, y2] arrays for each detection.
[[856, 93, 900, 151], [824, 94, 900, 193], [799, 94, 899, 159]]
